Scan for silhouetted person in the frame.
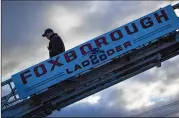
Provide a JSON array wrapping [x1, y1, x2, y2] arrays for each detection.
[[31, 28, 65, 105], [42, 28, 65, 58]]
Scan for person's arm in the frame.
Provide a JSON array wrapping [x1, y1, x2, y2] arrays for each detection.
[[58, 35, 65, 52]]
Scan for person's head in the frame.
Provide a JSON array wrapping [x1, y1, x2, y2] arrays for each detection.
[[42, 28, 54, 40]]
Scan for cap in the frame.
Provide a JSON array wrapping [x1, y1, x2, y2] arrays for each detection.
[[42, 28, 53, 37]]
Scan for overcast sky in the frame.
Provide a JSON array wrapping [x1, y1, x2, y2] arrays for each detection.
[[2, 1, 179, 117]]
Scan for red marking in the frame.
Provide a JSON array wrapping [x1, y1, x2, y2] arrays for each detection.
[[94, 37, 108, 48], [80, 43, 93, 55], [48, 56, 63, 71], [140, 16, 154, 28], [64, 50, 77, 63], [34, 64, 47, 77], [125, 23, 138, 35], [110, 30, 123, 41], [154, 9, 169, 23], [20, 70, 32, 84]]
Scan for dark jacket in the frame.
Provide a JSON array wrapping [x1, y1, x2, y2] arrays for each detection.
[[48, 33, 65, 58]]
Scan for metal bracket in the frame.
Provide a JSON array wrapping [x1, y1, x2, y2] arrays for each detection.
[[156, 53, 162, 68], [173, 3, 179, 10]]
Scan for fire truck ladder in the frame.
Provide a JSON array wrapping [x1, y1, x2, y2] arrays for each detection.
[[1, 3, 179, 118]]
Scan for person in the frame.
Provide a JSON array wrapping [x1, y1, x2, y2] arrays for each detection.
[[31, 29, 65, 105], [42, 28, 65, 58]]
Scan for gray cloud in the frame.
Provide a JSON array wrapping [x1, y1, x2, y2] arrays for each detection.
[[162, 58, 179, 82], [2, 1, 50, 77], [133, 56, 179, 85], [70, 1, 172, 37], [2, 60, 20, 77], [48, 83, 179, 117], [130, 94, 179, 117], [48, 88, 131, 117]]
